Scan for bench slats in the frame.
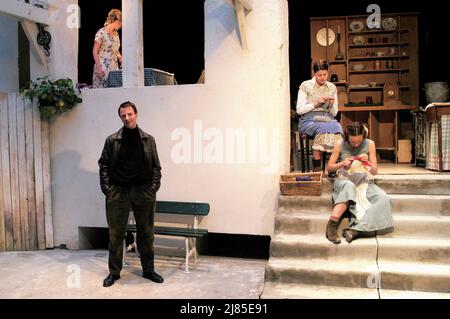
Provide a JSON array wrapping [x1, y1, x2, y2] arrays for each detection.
[[156, 201, 210, 216], [125, 225, 208, 238]]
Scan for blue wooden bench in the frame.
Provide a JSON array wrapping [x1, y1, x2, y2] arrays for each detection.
[[124, 200, 209, 272]]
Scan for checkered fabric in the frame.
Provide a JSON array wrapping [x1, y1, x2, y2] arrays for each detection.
[[442, 115, 450, 170], [107, 68, 177, 87], [426, 114, 450, 171], [107, 70, 123, 88]]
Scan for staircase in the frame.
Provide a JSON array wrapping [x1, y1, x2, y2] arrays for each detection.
[[262, 175, 450, 298]]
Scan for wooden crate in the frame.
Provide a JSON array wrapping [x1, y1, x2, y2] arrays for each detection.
[[279, 172, 323, 196], [398, 139, 412, 163]]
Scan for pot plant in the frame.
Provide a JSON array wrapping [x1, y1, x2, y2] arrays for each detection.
[[20, 77, 82, 120]]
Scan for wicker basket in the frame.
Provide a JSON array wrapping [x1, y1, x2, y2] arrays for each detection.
[[279, 172, 323, 196]]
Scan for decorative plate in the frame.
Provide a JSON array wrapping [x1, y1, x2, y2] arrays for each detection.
[[351, 64, 366, 70], [352, 35, 365, 45], [381, 17, 397, 30], [316, 27, 335, 46], [349, 21, 364, 32]]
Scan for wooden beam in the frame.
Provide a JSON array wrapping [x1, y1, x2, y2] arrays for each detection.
[[19, 20, 48, 66], [24, 98, 38, 250], [16, 95, 31, 250], [233, 0, 248, 49], [0, 0, 52, 25], [32, 100, 46, 250], [41, 120, 54, 248], [0, 94, 8, 251], [7, 93, 23, 250]]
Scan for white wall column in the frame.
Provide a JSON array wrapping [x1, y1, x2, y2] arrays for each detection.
[[47, 0, 79, 83], [122, 0, 144, 87]]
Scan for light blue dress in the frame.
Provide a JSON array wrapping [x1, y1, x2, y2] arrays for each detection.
[[332, 139, 394, 232]]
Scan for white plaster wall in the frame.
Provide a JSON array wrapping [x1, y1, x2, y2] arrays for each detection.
[[0, 13, 19, 92], [47, 0, 78, 82], [49, 0, 290, 249]]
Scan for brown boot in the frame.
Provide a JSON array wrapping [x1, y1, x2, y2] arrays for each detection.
[[313, 159, 322, 172], [342, 228, 361, 243], [325, 219, 341, 244]]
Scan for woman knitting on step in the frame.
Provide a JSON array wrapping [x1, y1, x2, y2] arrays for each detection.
[[325, 122, 394, 244], [296, 60, 343, 172]]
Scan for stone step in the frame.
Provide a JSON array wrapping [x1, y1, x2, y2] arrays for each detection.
[[271, 234, 450, 264], [379, 289, 450, 299], [383, 215, 450, 239], [275, 212, 349, 235], [378, 262, 450, 293], [261, 282, 379, 299], [265, 258, 378, 288], [261, 282, 450, 299], [275, 212, 450, 239], [373, 175, 450, 195], [279, 194, 450, 216], [301, 175, 450, 196], [265, 258, 450, 293], [270, 234, 378, 259], [377, 237, 450, 265]]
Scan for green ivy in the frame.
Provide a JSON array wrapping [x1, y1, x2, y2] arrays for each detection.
[[20, 77, 83, 120]]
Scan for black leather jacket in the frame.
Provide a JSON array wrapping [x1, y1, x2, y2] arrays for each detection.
[[98, 127, 162, 196]]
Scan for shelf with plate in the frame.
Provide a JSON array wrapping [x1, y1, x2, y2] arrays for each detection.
[[349, 42, 408, 48], [310, 13, 419, 163], [348, 85, 410, 91], [349, 55, 409, 61], [349, 68, 409, 74], [348, 29, 408, 35], [331, 81, 348, 86], [338, 105, 415, 111]]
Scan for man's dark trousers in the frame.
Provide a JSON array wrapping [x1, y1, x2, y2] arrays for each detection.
[[106, 183, 156, 276]]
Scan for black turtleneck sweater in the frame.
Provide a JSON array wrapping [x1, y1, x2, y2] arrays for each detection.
[[110, 126, 149, 186]]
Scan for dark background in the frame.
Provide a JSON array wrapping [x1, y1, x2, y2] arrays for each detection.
[[78, 0, 205, 85], [288, 0, 450, 107], [78, 0, 448, 105]]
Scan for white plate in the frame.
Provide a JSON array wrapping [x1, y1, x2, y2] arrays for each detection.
[[382, 18, 397, 30], [351, 64, 366, 70], [352, 35, 365, 45], [349, 21, 364, 32], [316, 27, 335, 46]]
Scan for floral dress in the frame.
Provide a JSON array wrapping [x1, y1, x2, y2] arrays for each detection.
[[296, 78, 343, 152], [92, 27, 121, 88]]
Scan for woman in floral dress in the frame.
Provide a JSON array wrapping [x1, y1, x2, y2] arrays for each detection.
[[296, 60, 343, 172], [92, 9, 122, 88]]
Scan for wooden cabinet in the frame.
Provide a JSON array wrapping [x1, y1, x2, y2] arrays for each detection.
[[310, 13, 419, 163]]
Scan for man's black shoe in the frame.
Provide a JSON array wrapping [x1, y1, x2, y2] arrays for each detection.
[[143, 270, 164, 283], [103, 274, 120, 287]]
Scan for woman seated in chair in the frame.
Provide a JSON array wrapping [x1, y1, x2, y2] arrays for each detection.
[[325, 122, 394, 244], [296, 60, 343, 172]]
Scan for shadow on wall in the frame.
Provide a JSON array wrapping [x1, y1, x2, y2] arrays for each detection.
[[51, 150, 105, 248]]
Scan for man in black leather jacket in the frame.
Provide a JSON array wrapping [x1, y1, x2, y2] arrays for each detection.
[[98, 101, 163, 287]]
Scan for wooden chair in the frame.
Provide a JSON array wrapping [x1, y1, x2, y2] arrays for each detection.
[[298, 133, 328, 172]]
